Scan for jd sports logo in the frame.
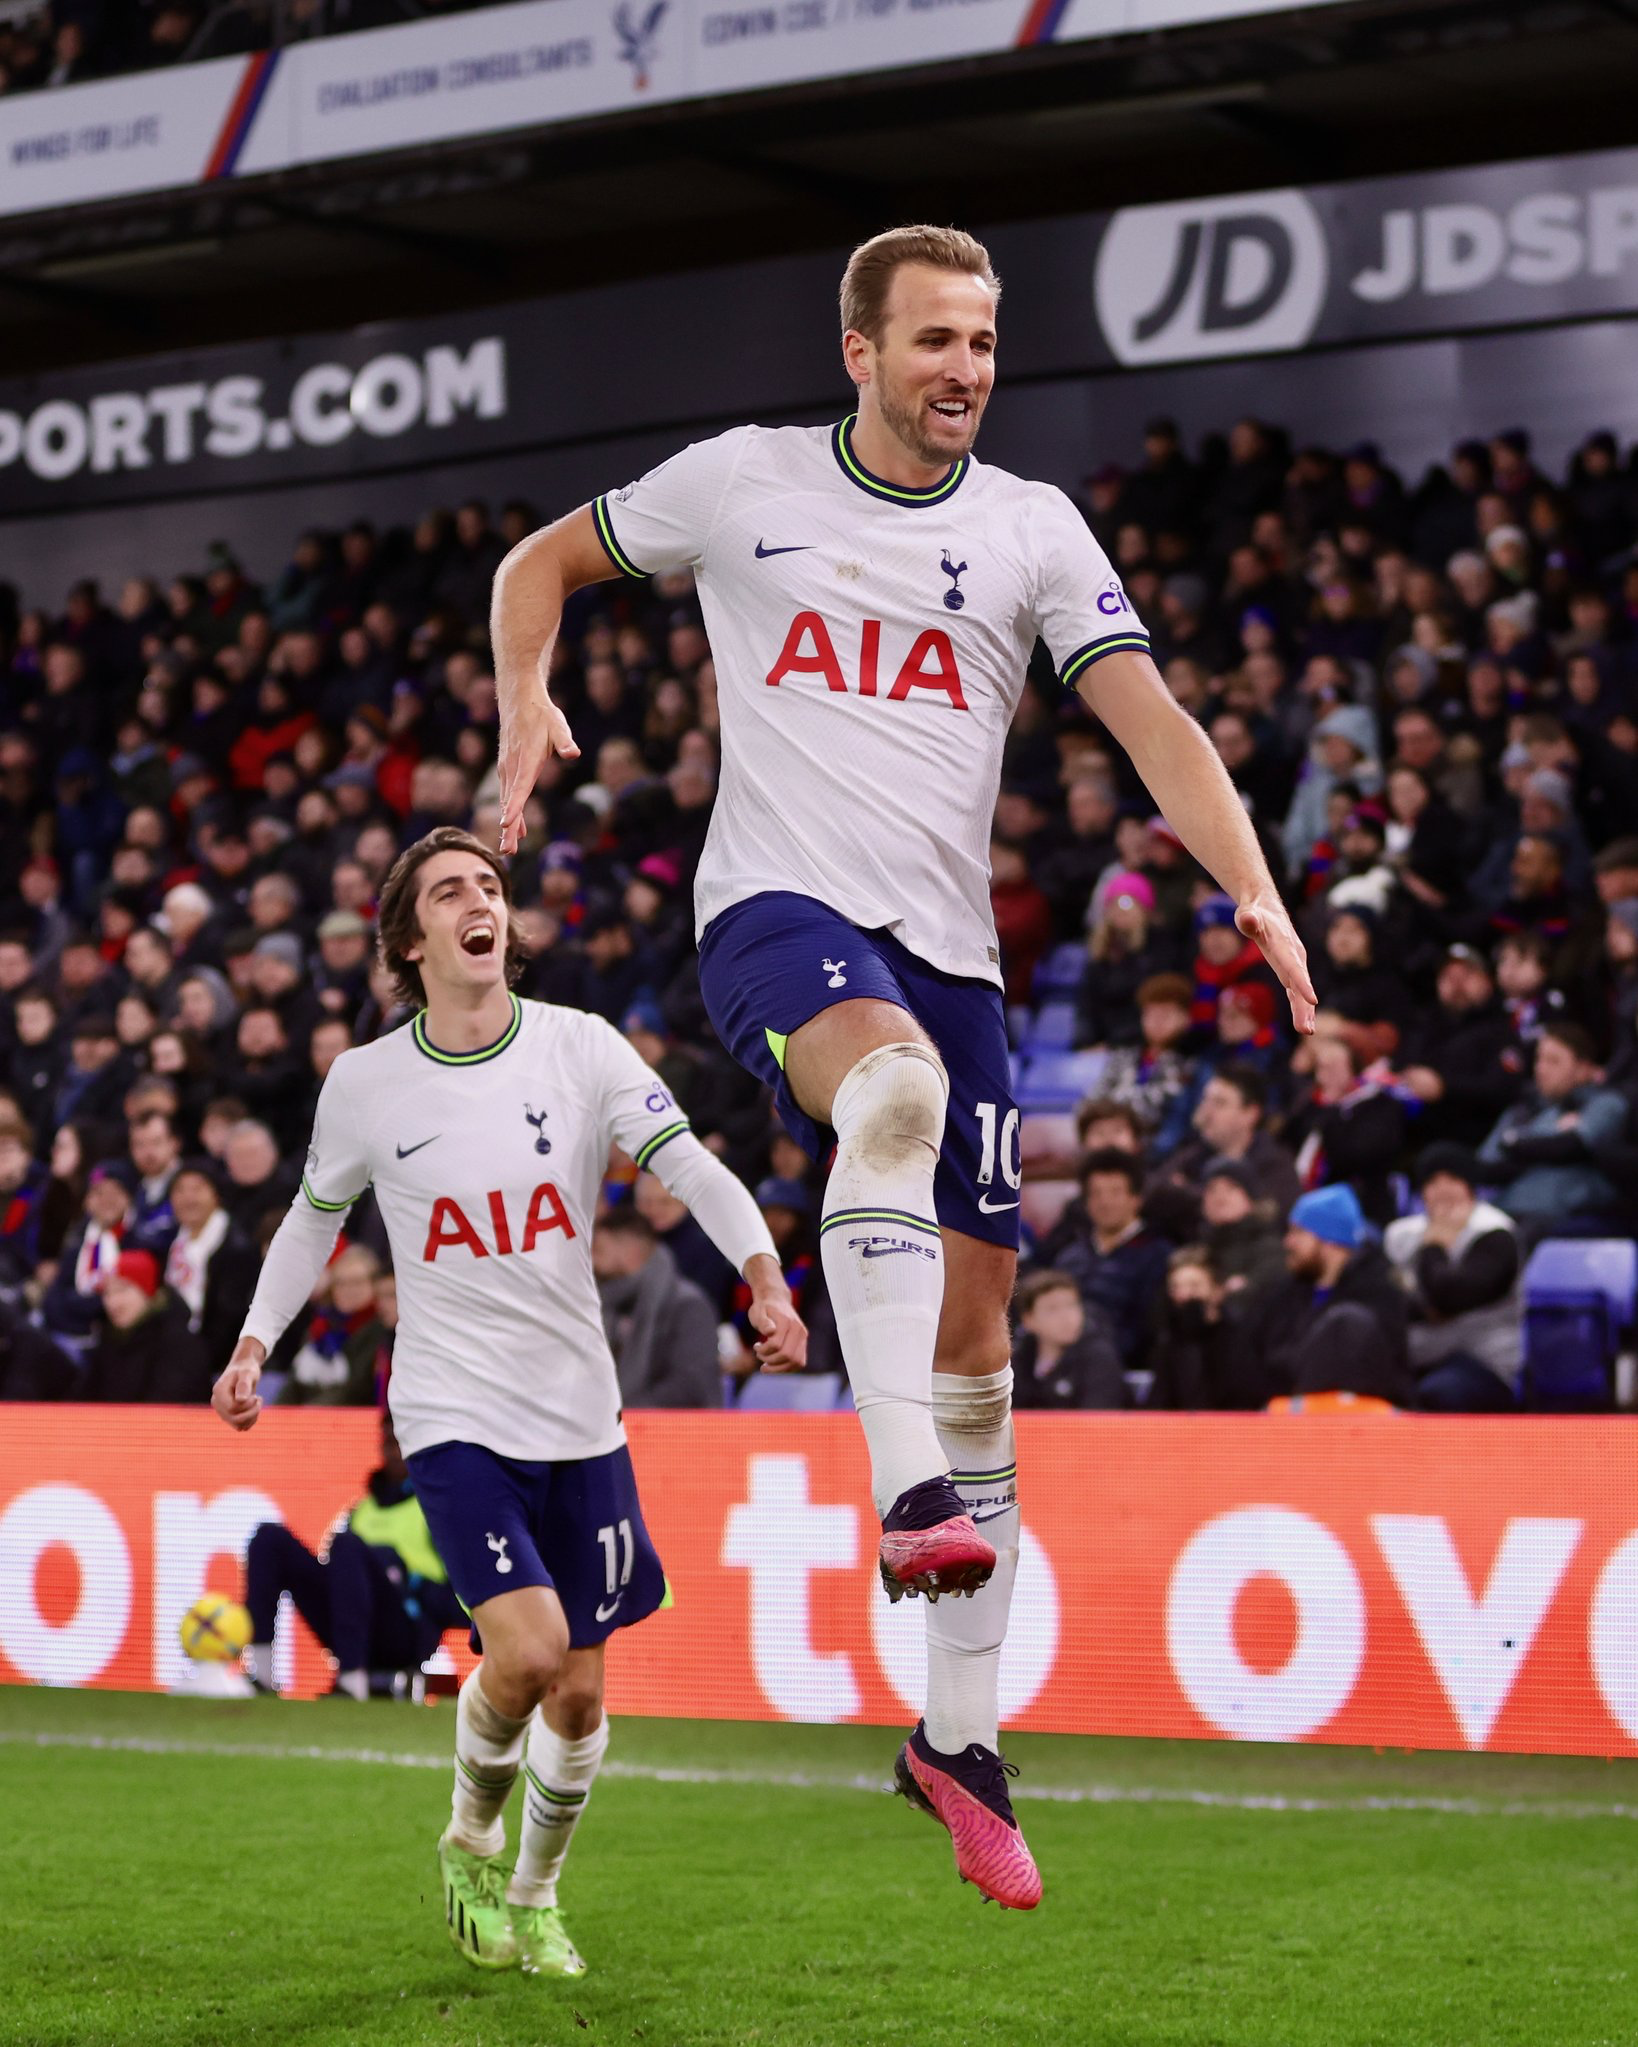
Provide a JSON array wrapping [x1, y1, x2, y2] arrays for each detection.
[[1093, 190, 1328, 366]]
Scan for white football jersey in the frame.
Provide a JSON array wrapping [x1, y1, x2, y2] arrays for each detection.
[[595, 419, 1149, 986], [263, 996, 696, 1462]]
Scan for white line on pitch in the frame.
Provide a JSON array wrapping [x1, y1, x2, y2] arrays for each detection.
[[1, 1728, 1635, 1821]]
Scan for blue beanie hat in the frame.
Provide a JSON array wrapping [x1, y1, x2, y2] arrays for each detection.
[[1194, 893, 1239, 935], [1289, 1184, 1365, 1250]]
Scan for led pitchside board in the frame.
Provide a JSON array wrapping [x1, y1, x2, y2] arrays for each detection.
[[3, 1405, 1638, 1756]]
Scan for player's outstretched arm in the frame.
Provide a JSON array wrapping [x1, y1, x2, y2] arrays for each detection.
[[1078, 649, 1317, 1035], [492, 505, 622, 854], [650, 1135, 808, 1373], [210, 1196, 351, 1429]]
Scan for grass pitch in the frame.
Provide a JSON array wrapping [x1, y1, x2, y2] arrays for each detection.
[[2, 1687, 1635, 2047]]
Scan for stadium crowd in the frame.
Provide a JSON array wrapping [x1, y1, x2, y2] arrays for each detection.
[[2, 415, 1638, 1414], [0, 0, 488, 95]]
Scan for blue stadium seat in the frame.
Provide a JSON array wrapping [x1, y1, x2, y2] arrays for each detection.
[[1015, 1049, 1107, 1113], [1023, 999, 1078, 1051], [1521, 1238, 1637, 1412], [1032, 942, 1087, 998], [735, 1372, 846, 1413], [1524, 1238, 1638, 1325]]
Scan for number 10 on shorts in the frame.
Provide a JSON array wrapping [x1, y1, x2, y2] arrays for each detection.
[[974, 1102, 1021, 1188]]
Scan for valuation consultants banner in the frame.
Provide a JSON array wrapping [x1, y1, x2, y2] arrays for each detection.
[[0, 0, 1352, 221], [2, 1407, 1636, 1756]]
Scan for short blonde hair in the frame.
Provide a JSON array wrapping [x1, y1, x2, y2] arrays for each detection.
[[839, 225, 1000, 342]]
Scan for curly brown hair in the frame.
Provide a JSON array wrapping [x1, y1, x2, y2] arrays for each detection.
[[376, 826, 527, 1009]]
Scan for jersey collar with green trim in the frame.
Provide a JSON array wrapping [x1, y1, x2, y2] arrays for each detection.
[[830, 415, 968, 507], [412, 992, 523, 1067]]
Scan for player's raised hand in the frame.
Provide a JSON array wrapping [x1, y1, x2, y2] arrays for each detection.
[[1236, 893, 1317, 1036], [212, 1336, 267, 1431], [745, 1285, 810, 1383], [497, 693, 580, 855]]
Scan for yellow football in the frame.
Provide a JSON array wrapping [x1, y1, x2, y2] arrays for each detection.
[[179, 1591, 253, 1663]]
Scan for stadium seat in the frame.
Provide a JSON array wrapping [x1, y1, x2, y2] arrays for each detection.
[[1521, 1239, 1637, 1412], [1015, 1049, 1108, 1113], [1020, 1177, 1076, 1236], [735, 1372, 846, 1413], [1524, 1238, 1638, 1326], [1022, 999, 1078, 1051], [1020, 1112, 1078, 1174], [1032, 942, 1087, 998]]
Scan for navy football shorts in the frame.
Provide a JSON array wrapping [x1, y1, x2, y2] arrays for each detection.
[[406, 1439, 667, 1651], [697, 889, 1021, 1250]]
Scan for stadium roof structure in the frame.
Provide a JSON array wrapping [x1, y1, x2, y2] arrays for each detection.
[[0, 0, 1635, 375]]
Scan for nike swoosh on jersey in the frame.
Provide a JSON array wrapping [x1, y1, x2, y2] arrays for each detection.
[[977, 1193, 1021, 1213], [594, 1597, 623, 1622], [861, 1244, 922, 1258], [754, 540, 814, 558], [395, 1136, 440, 1158]]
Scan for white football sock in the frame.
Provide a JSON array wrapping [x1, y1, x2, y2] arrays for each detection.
[[245, 1642, 274, 1690], [507, 1712, 610, 1908], [336, 1669, 368, 1702], [924, 1367, 1018, 1755], [820, 1043, 951, 1516], [446, 1669, 530, 1858]]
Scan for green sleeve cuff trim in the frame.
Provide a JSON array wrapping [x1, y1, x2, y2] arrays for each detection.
[[635, 1120, 690, 1169], [1061, 635, 1152, 689], [593, 495, 648, 580], [302, 1177, 363, 1214], [764, 1027, 789, 1072]]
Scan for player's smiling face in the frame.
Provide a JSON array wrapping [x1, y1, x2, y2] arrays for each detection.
[[405, 850, 507, 997], [853, 262, 996, 468]]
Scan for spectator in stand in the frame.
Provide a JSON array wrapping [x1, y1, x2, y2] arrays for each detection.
[[1286, 1036, 1410, 1230], [42, 1160, 133, 1355], [0, 1109, 47, 1302], [1197, 1156, 1286, 1302], [991, 837, 1053, 1006], [1157, 1063, 1300, 1225], [82, 1249, 209, 1404], [1385, 1144, 1522, 1413], [1188, 895, 1276, 1036], [1308, 905, 1409, 1064], [1477, 1022, 1627, 1238], [593, 1208, 721, 1409], [1396, 944, 1524, 1148], [127, 1108, 182, 1257], [163, 1158, 259, 1368], [1010, 1269, 1127, 1410], [1233, 1185, 1412, 1406], [1150, 1246, 1242, 1410], [277, 1246, 389, 1408], [1036, 1148, 1171, 1371], [1096, 973, 1196, 1142], [1077, 871, 1178, 1048], [1494, 930, 1568, 1051]]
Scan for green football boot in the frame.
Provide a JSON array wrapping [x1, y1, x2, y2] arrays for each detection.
[[513, 1904, 588, 1979], [437, 1835, 518, 1970]]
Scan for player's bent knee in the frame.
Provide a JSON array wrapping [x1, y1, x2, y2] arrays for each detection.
[[546, 1674, 605, 1737], [831, 1041, 949, 1172]]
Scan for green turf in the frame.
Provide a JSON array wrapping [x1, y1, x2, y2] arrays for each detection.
[[2, 1688, 1635, 2047]]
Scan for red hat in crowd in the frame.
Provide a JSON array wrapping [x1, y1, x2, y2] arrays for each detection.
[[113, 1250, 160, 1298]]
